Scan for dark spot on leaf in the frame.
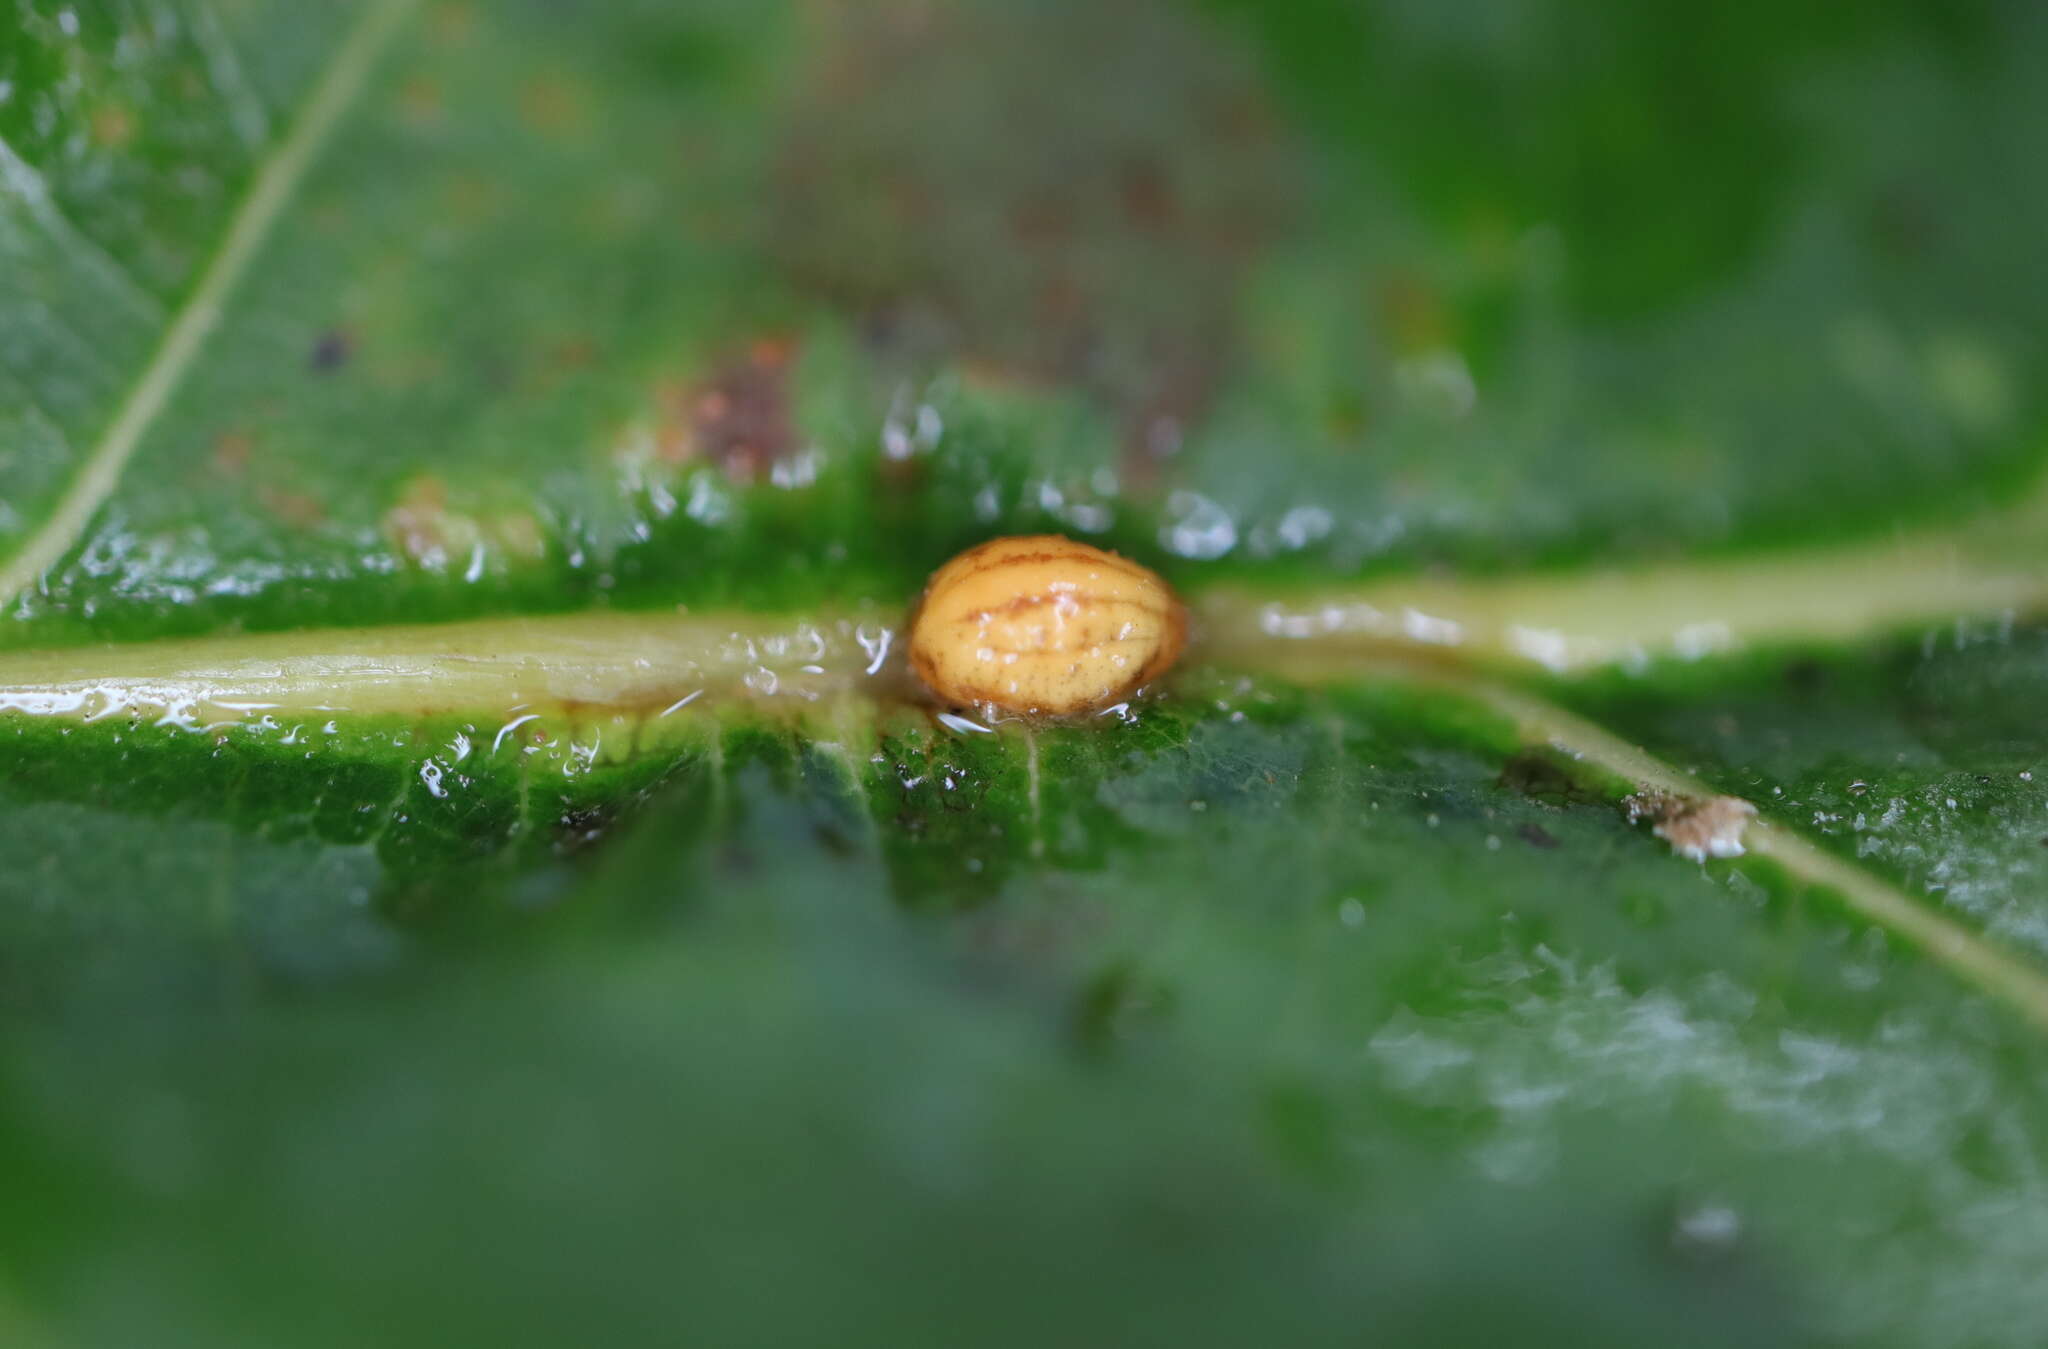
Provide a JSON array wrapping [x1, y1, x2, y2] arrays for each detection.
[[1783, 658, 1827, 692], [716, 842, 757, 877], [1070, 958, 1174, 1059], [1498, 751, 1596, 807], [309, 329, 352, 373], [810, 819, 859, 858]]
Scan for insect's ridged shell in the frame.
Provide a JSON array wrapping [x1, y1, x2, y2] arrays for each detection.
[[907, 535, 1187, 717]]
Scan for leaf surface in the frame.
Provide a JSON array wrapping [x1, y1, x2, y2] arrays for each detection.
[[2, 2, 2047, 1345]]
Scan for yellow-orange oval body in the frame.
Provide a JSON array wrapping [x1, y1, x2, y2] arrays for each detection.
[[907, 535, 1187, 717]]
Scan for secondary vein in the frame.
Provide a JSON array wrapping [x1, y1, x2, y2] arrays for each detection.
[[0, 0, 415, 613], [1449, 670, 2048, 1032]]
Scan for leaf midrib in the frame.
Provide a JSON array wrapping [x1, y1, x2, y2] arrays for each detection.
[[2, 596, 2045, 1034]]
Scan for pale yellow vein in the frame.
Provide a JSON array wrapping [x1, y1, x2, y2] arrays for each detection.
[[0, 0, 415, 611], [1453, 670, 2048, 1032]]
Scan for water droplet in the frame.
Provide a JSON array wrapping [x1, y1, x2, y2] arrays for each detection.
[[1393, 349, 1477, 417], [1669, 1202, 1742, 1257], [1401, 608, 1463, 646], [856, 624, 894, 676], [936, 711, 992, 735], [1160, 491, 1236, 560], [882, 385, 943, 460], [1275, 504, 1333, 551], [769, 446, 824, 489], [492, 712, 541, 753]]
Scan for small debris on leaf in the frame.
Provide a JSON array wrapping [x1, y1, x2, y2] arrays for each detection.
[[1625, 791, 1757, 862], [309, 328, 352, 373]]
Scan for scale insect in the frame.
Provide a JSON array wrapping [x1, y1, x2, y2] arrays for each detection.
[[907, 535, 1188, 718]]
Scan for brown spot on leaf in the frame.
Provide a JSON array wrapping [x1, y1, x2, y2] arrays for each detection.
[[491, 510, 547, 561], [211, 431, 253, 478], [550, 337, 596, 371], [1117, 156, 1178, 230], [89, 104, 134, 149], [258, 485, 328, 530], [384, 476, 459, 569], [383, 477, 550, 572], [1380, 271, 1453, 356], [771, 0, 1298, 485], [647, 339, 801, 482]]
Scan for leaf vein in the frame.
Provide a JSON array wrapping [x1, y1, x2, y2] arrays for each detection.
[[0, 132, 165, 323], [186, 0, 275, 150], [1459, 671, 2048, 1033], [0, 0, 416, 612]]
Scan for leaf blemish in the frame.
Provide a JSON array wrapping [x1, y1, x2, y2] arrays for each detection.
[[308, 328, 353, 372], [1626, 791, 1758, 862], [382, 475, 545, 574], [642, 338, 802, 485]]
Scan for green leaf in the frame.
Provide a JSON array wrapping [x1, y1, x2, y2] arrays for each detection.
[[3, 1, 2048, 1344]]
